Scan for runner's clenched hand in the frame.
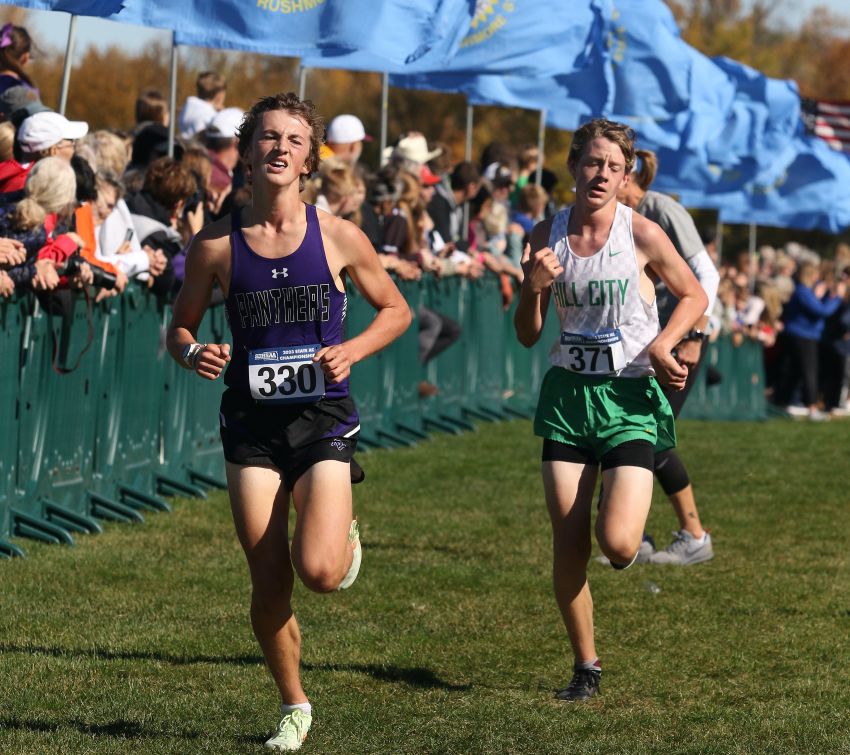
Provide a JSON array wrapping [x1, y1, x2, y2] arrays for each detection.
[[521, 243, 563, 294]]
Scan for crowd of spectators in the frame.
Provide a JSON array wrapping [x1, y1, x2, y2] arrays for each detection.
[[707, 237, 850, 418], [1, 21, 848, 414]]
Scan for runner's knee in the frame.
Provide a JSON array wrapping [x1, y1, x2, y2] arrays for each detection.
[[293, 550, 347, 593], [596, 527, 641, 567], [250, 566, 295, 610], [553, 529, 592, 568], [599, 540, 639, 568]]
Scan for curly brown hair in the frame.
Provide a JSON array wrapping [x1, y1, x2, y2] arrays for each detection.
[[237, 92, 324, 178]]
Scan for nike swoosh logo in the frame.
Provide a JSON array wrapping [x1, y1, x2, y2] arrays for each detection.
[[609, 250, 624, 257]]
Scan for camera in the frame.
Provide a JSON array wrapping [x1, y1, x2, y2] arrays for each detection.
[[183, 189, 203, 216], [61, 253, 118, 290]]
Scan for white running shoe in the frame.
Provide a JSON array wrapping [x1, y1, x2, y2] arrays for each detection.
[[265, 708, 311, 752], [784, 405, 810, 417], [336, 519, 361, 590], [650, 530, 714, 565]]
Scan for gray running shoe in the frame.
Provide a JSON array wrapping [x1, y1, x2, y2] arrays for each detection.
[[635, 533, 656, 563], [649, 530, 714, 565]]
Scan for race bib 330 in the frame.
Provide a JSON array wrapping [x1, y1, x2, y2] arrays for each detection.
[[248, 344, 326, 404]]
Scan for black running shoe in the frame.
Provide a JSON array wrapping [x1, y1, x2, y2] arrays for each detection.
[[555, 667, 601, 702]]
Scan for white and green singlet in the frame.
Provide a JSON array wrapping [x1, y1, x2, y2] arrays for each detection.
[[547, 202, 660, 378]]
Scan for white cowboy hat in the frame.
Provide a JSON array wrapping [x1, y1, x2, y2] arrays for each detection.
[[392, 133, 442, 164]]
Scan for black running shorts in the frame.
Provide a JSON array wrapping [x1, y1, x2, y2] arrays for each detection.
[[219, 388, 360, 489], [542, 438, 655, 471]]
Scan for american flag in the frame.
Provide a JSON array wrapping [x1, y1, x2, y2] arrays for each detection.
[[802, 98, 850, 154]]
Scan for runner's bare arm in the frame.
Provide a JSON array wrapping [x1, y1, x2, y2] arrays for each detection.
[[166, 222, 232, 380], [634, 215, 708, 388], [315, 217, 412, 383], [514, 216, 559, 347]]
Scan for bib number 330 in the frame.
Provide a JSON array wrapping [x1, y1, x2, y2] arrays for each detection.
[[561, 329, 625, 375], [249, 344, 325, 404]]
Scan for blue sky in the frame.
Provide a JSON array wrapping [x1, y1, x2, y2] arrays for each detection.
[[10, 2, 850, 60]]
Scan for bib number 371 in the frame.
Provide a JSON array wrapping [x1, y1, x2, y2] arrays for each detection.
[[560, 329, 626, 375], [248, 344, 325, 404]]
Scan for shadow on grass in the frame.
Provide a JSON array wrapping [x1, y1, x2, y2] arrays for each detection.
[[0, 644, 468, 691], [303, 662, 470, 691], [0, 641, 262, 666], [0, 716, 200, 739]]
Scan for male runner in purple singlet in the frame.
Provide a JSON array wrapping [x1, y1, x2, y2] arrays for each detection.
[[166, 93, 411, 751]]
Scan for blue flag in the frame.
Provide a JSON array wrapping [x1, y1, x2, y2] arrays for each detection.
[[374, 1, 609, 130], [596, 0, 736, 153], [303, 0, 604, 79], [389, 68, 608, 132], [1, 0, 125, 13], [646, 58, 806, 210], [716, 135, 850, 233], [110, 0, 473, 64]]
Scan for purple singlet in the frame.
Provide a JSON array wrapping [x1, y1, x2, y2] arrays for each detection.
[[224, 203, 350, 400]]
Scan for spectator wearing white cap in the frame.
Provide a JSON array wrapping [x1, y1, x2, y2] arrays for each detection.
[[205, 106, 244, 199], [324, 114, 370, 167], [17, 110, 88, 163], [0, 110, 88, 194]]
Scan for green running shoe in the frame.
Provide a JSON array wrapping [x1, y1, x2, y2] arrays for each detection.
[[336, 519, 361, 590], [264, 708, 312, 752]]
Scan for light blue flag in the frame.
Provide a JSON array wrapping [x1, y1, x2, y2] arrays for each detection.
[[701, 57, 800, 172], [303, 0, 603, 79], [111, 0, 473, 64], [391, 68, 608, 132], [382, 1, 610, 131], [0, 0, 124, 13], [599, 0, 736, 154], [629, 54, 803, 210], [717, 135, 850, 233], [602, 0, 691, 123]]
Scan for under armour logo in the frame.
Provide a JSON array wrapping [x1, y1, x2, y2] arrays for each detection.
[[271, 268, 288, 279]]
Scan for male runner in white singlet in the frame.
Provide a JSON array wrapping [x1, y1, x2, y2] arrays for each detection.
[[166, 93, 411, 750], [514, 119, 707, 702]]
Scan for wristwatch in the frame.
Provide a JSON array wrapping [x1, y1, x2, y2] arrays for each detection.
[[181, 343, 206, 369], [682, 329, 707, 342]]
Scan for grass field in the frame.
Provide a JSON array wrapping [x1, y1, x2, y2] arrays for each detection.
[[1, 418, 849, 754]]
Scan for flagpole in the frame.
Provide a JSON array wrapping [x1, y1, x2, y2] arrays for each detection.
[[536, 109, 546, 186], [465, 103, 473, 162], [58, 15, 78, 115], [298, 65, 308, 100], [167, 35, 179, 158], [463, 102, 474, 241], [380, 72, 389, 166], [748, 222, 757, 292], [715, 213, 724, 261]]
